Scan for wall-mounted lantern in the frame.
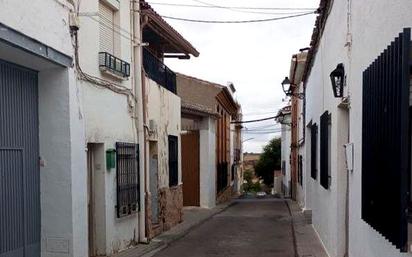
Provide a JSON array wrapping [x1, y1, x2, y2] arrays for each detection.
[[330, 63, 345, 97], [280, 77, 304, 99]]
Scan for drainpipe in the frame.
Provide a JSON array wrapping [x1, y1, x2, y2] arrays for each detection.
[[132, 0, 148, 244], [290, 55, 299, 200]]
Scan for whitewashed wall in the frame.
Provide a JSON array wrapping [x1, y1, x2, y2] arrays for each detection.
[[199, 117, 217, 208], [78, 0, 140, 255], [305, 0, 412, 257], [0, 1, 89, 257], [281, 117, 291, 196], [348, 1, 412, 256], [304, 0, 350, 256], [146, 77, 182, 188]]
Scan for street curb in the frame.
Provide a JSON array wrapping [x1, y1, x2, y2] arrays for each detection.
[[284, 200, 299, 257], [141, 201, 236, 257]]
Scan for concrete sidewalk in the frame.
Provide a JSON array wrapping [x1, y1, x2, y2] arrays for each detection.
[[286, 200, 329, 257], [113, 201, 233, 257]]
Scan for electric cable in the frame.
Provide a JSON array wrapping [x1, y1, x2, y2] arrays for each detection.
[[147, 2, 317, 11], [161, 11, 315, 24], [231, 115, 277, 124], [190, 0, 311, 15]]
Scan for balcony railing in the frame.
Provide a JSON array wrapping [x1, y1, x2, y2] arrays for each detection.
[[99, 52, 130, 78], [143, 48, 177, 94]]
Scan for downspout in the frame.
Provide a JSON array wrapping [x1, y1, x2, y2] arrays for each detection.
[[140, 15, 150, 242], [132, 0, 148, 243], [290, 54, 298, 200]]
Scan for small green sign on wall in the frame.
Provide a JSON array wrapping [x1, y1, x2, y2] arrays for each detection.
[[106, 149, 116, 170]]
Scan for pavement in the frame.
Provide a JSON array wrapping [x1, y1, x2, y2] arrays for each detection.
[[113, 201, 233, 257], [114, 198, 329, 257]]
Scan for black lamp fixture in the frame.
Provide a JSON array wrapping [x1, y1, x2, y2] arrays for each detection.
[[330, 63, 345, 98], [280, 77, 304, 99]]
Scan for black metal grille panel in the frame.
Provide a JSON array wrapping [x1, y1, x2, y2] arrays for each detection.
[[362, 28, 410, 251], [116, 142, 140, 218], [320, 111, 330, 189], [311, 123, 318, 180], [298, 155, 303, 185], [168, 135, 179, 187], [217, 162, 228, 193]]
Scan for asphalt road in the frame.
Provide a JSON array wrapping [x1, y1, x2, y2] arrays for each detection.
[[152, 198, 296, 257]]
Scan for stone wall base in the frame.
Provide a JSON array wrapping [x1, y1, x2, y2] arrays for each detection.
[[148, 185, 183, 239], [216, 185, 233, 205]]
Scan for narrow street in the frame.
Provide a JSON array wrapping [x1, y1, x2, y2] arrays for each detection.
[[152, 199, 296, 257]]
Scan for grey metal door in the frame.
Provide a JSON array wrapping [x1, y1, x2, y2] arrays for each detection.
[[0, 60, 40, 257], [150, 155, 159, 224]]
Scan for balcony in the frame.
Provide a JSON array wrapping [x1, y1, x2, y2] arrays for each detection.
[[99, 52, 130, 78], [143, 48, 177, 94]]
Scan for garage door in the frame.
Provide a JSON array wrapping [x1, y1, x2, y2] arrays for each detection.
[[0, 60, 40, 257]]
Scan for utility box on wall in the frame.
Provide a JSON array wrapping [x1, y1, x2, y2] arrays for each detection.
[[106, 149, 116, 170]]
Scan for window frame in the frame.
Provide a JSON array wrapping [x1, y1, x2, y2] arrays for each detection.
[[168, 135, 179, 187], [115, 142, 140, 218]]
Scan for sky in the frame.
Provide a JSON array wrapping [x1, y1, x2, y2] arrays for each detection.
[[150, 0, 319, 153]]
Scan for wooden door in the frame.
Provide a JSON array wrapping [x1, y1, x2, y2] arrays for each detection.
[[181, 132, 200, 206]]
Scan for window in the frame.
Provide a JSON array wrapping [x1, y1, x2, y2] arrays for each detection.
[[99, 1, 117, 54], [231, 164, 235, 181], [282, 160, 286, 175], [298, 155, 303, 186], [217, 162, 228, 193], [320, 111, 331, 189], [310, 123, 318, 179], [116, 142, 139, 218], [168, 135, 179, 187], [362, 28, 410, 251]]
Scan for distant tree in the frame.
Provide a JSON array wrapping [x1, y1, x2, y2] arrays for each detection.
[[254, 138, 281, 186]]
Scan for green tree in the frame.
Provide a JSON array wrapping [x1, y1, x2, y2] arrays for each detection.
[[254, 137, 281, 186]]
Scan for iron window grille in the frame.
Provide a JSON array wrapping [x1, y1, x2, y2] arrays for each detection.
[[320, 111, 331, 190], [99, 52, 130, 78], [310, 123, 318, 180], [298, 155, 303, 186], [217, 162, 228, 193], [116, 142, 140, 218], [168, 135, 179, 187], [143, 48, 177, 94], [362, 28, 410, 252], [231, 164, 235, 181]]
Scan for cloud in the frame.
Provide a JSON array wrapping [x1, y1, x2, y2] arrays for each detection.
[[152, 0, 319, 152]]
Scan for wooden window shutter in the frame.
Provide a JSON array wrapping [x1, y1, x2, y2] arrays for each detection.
[[362, 28, 410, 251], [320, 111, 330, 189], [99, 2, 115, 54], [311, 123, 318, 179]]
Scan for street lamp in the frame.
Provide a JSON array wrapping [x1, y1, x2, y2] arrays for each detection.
[[330, 63, 345, 98], [280, 77, 304, 99]]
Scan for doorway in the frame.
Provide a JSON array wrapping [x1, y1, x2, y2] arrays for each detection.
[[149, 142, 159, 224], [182, 131, 200, 206], [87, 144, 96, 257], [0, 60, 40, 257]]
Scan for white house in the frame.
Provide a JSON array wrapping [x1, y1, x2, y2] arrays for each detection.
[[139, 1, 199, 238], [0, 1, 87, 257], [277, 106, 292, 197], [77, 0, 145, 255], [176, 74, 242, 208], [302, 0, 412, 256]]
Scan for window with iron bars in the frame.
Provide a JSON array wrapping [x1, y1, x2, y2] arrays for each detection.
[[168, 135, 179, 187], [116, 142, 139, 218], [217, 162, 228, 193]]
